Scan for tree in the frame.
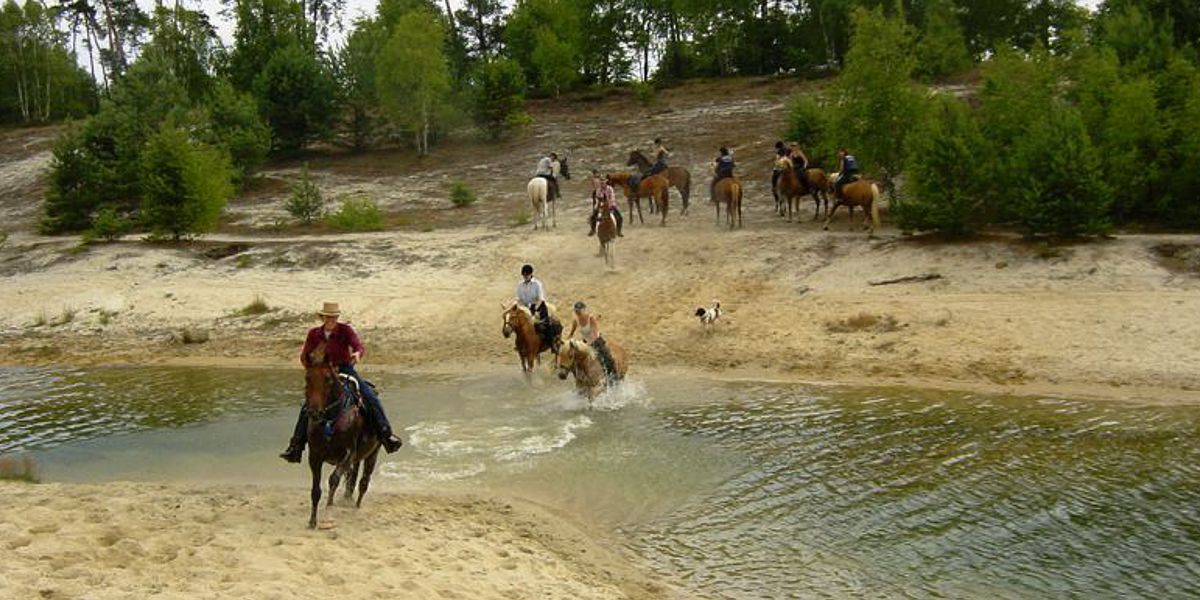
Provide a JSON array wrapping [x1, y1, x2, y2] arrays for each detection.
[[0, 0, 96, 124], [330, 19, 386, 151], [468, 57, 529, 139], [140, 124, 234, 240], [504, 0, 582, 93], [375, 9, 452, 155], [455, 0, 504, 59], [226, 0, 310, 92], [913, 0, 972, 80], [203, 79, 271, 180], [252, 41, 337, 152]]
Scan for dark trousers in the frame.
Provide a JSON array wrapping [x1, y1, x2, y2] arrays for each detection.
[[834, 170, 857, 196], [539, 174, 559, 199], [288, 365, 394, 446]]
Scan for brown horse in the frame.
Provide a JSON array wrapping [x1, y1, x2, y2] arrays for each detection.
[[824, 174, 881, 235], [554, 338, 628, 401], [607, 172, 670, 226], [713, 177, 743, 229], [628, 150, 691, 214], [774, 157, 831, 222], [596, 204, 617, 268], [302, 344, 381, 529], [502, 303, 561, 378]]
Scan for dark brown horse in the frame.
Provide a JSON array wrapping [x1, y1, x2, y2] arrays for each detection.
[[627, 151, 691, 214], [824, 174, 881, 235], [713, 177, 743, 229], [596, 204, 617, 268], [302, 344, 380, 529], [774, 157, 830, 222], [607, 172, 670, 226], [502, 303, 560, 378]]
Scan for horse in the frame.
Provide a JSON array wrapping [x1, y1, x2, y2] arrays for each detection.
[[302, 344, 381, 529], [607, 172, 671, 226], [824, 173, 881, 235], [596, 203, 617, 268], [526, 156, 571, 231], [774, 157, 830, 222], [713, 177, 743, 229], [502, 302, 561, 378], [554, 338, 628, 401], [627, 150, 691, 215]]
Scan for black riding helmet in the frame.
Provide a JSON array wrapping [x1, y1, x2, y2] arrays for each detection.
[[521, 264, 534, 276]]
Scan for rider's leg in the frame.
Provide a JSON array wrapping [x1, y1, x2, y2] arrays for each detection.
[[615, 210, 624, 236], [279, 407, 306, 463], [588, 209, 599, 236], [340, 365, 402, 453]]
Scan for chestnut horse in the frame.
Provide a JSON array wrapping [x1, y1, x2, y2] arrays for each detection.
[[502, 303, 561, 378], [554, 338, 628, 401], [713, 177, 743, 229], [824, 174, 881, 235], [302, 344, 380, 529], [607, 172, 671, 226], [774, 157, 831, 222], [596, 204, 617, 268], [627, 151, 691, 214]]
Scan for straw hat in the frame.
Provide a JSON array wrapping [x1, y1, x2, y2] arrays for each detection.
[[317, 302, 341, 317]]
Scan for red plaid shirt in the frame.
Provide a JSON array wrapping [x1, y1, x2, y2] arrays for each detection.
[[301, 322, 364, 367]]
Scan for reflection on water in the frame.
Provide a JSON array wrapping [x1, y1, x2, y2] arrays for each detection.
[[4, 368, 1200, 599]]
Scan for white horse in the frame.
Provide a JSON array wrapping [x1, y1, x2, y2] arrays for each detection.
[[527, 177, 556, 230]]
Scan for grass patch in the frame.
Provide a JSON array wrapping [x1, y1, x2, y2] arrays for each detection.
[[512, 207, 531, 227], [31, 311, 47, 327], [237, 296, 272, 317], [54, 307, 76, 326], [327, 195, 385, 231], [0, 454, 39, 483], [825, 312, 901, 334], [179, 329, 209, 344], [97, 309, 117, 326], [0, 230, 7, 247], [235, 255, 253, 269]]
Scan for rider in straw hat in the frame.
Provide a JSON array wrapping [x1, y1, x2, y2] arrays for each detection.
[[280, 301, 403, 463]]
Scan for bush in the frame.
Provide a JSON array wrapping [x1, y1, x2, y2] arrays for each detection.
[[632, 81, 657, 105], [450, 181, 476, 207], [253, 43, 337, 153], [327, 196, 385, 231], [42, 125, 107, 234], [469, 58, 530, 139], [140, 125, 235, 240], [85, 205, 132, 242], [893, 96, 988, 235], [784, 93, 831, 162], [204, 80, 271, 180], [286, 164, 325, 224]]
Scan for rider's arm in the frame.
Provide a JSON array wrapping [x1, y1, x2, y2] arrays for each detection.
[[343, 323, 365, 363], [589, 314, 601, 338], [534, 280, 546, 304], [566, 320, 577, 339], [299, 328, 319, 366]]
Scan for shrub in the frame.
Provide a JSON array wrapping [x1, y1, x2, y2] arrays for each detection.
[[450, 181, 476, 207], [238, 296, 272, 316], [140, 125, 235, 240], [893, 96, 988, 235], [286, 164, 325, 224], [327, 196, 385, 231], [511, 207, 531, 226], [632, 81, 657, 105], [784, 93, 831, 161], [85, 205, 131, 242], [469, 58, 530, 140], [180, 329, 209, 344]]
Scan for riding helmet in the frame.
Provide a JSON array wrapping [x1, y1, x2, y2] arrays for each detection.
[[521, 264, 534, 275], [574, 301, 587, 311]]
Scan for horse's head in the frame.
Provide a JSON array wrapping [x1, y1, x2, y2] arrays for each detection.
[[304, 363, 339, 414], [558, 155, 571, 180], [775, 156, 793, 170], [502, 302, 531, 339], [555, 339, 590, 380]]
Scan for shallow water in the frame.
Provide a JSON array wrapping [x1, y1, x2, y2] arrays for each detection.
[[3, 367, 1200, 599]]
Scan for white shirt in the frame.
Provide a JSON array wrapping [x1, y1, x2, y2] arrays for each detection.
[[516, 277, 545, 307], [534, 157, 559, 178]]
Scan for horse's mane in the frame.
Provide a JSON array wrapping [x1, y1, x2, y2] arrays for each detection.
[[569, 339, 595, 358]]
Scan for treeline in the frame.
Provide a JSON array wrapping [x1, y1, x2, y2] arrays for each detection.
[[16, 0, 1200, 238], [790, 2, 1200, 236]]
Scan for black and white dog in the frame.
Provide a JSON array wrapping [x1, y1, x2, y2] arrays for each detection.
[[694, 300, 721, 331]]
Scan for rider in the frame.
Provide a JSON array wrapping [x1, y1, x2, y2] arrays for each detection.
[[772, 141, 788, 193], [710, 146, 735, 201], [787, 142, 810, 188], [588, 169, 623, 237], [534, 152, 561, 201], [566, 301, 617, 380], [280, 302, 404, 463], [833, 147, 860, 199], [516, 264, 561, 346], [649, 138, 671, 176]]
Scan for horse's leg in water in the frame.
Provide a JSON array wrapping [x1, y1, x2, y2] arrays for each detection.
[[308, 455, 323, 528], [355, 447, 380, 508]]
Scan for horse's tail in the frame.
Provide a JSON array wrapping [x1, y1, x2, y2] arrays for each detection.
[[870, 183, 881, 229]]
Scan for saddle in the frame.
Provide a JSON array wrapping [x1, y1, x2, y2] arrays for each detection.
[[628, 173, 643, 190], [318, 374, 364, 439]]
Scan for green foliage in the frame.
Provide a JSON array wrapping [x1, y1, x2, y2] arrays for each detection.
[[85, 205, 132, 242], [531, 27, 578, 95], [913, 0, 973, 81], [226, 0, 310, 92], [140, 125, 235, 240], [468, 57, 529, 139], [238, 295, 272, 316], [286, 164, 325, 224], [326, 196, 385, 231], [375, 10, 453, 155], [894, 96, 988, 235], [332, 20, 387, 150], [203, 80, 271, 179], [504, 0, 582, 94], [253, 42, 337, 153], [42, 126, 106, 233], [828, 7, 924, 185], [0, 0, 97, 124], [632, 81, 657, 106], [784, 94, 832, 162], [450, 181, 476, 207]]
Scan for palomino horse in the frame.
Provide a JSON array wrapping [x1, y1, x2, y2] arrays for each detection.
[[824, 173, 881, 235], [554, 338, 628, 401], [596, 204, 617, 268], [502, 302, 561, 378], [774, 157, 831, 222], [713, 177, 743, 229], [302, 344, 381, 529], [627, 150, 691, 214], [607, 172, 671, 226], [527, 156, 571, 230]]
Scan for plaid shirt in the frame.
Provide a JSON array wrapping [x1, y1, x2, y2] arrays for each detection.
[[301, 322, 364, 367]]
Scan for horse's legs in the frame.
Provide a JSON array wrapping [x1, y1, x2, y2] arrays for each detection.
[[327, 464, 343, 507], [308, 458, 323, 528], [812, 191, 821, 221], [550, 198, 556, 228], [356, 449, 380, 509], [344, 460, 360, 501], [659, 190, 668, 227], [824, 202, 842, 231]]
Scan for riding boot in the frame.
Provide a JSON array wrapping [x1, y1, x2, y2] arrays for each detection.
[[588, 211, 597, 236], [616, 212, 624, 237], [347, 368, 402, 454], [279, 408, 306, 463]]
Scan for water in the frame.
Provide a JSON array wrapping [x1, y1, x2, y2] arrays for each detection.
[[3, 367, 1200, 599]]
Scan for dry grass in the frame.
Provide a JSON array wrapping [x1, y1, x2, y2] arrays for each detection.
[[825, 312, 901, 334]]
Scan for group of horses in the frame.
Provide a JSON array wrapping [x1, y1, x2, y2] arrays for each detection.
[[527, 150, 881, 242], [502, 302, 628, 398]]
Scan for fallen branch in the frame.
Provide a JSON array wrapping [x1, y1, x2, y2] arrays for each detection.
[[869, 273, 942, 286]]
